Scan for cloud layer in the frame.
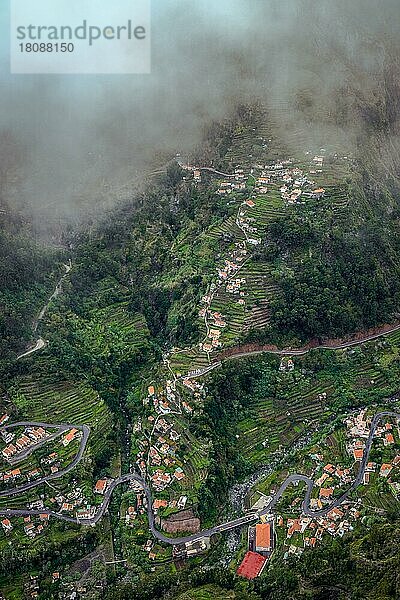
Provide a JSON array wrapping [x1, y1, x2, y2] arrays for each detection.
[[1, 0, 399, 231]]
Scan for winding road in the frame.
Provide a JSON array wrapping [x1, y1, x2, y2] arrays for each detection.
[[261, 411, 392, 518], [17, 261, 72, 360], [0, 411, 398, 546], [222, 323, 400, 360], [180, 322, 400, 380], [0, 423, 89, 497]]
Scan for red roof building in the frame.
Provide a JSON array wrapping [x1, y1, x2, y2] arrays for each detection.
[[255, 523, 271, 552], [385, 433, 394, 445], [237, 551, 266, 579], [353, 448, 364, 461], [94, 479, 107, 494], [319, 487, 334, 499]]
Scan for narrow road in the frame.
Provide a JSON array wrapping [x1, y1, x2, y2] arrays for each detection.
[[0, 411, 397, 546], [17, 261, 72, 360], [16, 338, 46, 360], [199, 166, 235, 178], [175, 157, 234, 179], [213, 322, 400, 365], [0, 422, 89, 497]]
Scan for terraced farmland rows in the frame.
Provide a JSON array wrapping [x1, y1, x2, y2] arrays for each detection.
[[169, 348, 210, 374], [240, 261, 280, 330], [247, 192, 285, 231], [237, 380, 331, 463], [208, 287, 245, 344], [93, 303, 149, 344], [11, 379, 111, 454], [385, 329, 400, 345], [347, 362, 388, 392], [224, 131, 262, 168], [206, 214, 245, 241]]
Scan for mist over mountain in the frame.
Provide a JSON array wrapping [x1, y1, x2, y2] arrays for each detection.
[[1, 0, 400, 234]]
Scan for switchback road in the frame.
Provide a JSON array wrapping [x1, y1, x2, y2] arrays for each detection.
[[17, 261, 72, 360], [0, 411, 398, 546]]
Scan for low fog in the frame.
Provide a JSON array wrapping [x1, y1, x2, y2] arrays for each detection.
[[1, 0, 400, 234]]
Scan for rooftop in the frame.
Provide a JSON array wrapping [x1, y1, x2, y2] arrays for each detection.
[[237, 551, 266, 579]]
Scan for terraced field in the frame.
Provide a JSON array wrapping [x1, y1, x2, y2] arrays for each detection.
[[241, 260, 280, 330], [248, 191, 285, 231], [206, 214, 245, 241], [237, 378, 331, 464], [382, 328, 400, 346], [172, 415, 210, 502], [208, 288, 245, 345], [10, 379, 111, 455], [223, 129, 263, 169], [236, 329, 400, 467], [95, 302, 148, 332], [170, 124, 355, 376], [361, 481, 398, 512], [86, 302, 150, 352], [169, 348, 210, 374]]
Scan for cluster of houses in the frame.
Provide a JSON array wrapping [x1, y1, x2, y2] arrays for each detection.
[[215, 168, 247, 195], [150, 466, 186, 492], [277, 162, 325, 204], [142, 538, 156, 560], [344, 409, 400, 486], [1, 426, 49, 461], [41, 451, 59, 470], [1, 512, 50, 539], [134, 379, 203, 498], [199, 154, 328, 208], [0, 453, 63, 489], [308, 460, 354, 508], [305, 409, 400, 510], [345, 409, 398, 454], [0, 430, 80, 490], [0, 466, 42, 486], [144, 382, 179, 416], [236, 407, 400, 568], [199, 240, 249, 354], [124, 482, 147, 527], [152, 494, 187, 515], [276, 501, 362, 558], [25, 486, 96, 521], [274, 409, 400, 554]]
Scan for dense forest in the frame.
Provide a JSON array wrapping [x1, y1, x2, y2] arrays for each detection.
[[266, 193, 400, 342], [0, 209, 59, 373]]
